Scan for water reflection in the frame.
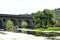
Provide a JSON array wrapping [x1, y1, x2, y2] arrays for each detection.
[[46, 37, 60, 40], [17, 29, 60, 40]]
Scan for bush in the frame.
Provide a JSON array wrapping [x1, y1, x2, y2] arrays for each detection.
[[21, 21, 27, 28], [5, 20, 17, 31]]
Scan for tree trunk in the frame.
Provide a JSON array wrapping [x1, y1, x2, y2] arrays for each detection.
[[45, 19, 47, 28]]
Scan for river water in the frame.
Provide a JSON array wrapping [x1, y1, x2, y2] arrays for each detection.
[[0, 31, 60, 40]]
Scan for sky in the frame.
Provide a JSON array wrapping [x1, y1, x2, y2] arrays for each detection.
[[0, 0, 60, 15]]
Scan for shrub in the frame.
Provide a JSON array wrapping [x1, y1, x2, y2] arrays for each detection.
[[21, 21, 27, 28], [5, 20, 17, 31]]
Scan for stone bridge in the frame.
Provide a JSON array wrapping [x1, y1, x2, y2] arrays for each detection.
[[0, 14, 34, 29]]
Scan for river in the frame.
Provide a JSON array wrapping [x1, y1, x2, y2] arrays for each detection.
[[0, 31, 60, 40]]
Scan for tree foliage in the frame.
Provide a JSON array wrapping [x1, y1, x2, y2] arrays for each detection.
[[33, 11, 43, 28], [33, 9, 56, 28], [43, 9, 56, 28], [5, 20, 16, 31]]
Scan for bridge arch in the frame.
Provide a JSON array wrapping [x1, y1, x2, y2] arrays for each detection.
[[10, 19, 17, 26], [0, 14, 34, 29], [24, 20, 32, 28], [6, 19, 17, 27], [21, 20, 27, 28]]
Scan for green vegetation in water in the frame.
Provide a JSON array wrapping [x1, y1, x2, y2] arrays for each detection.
[[32, 27, 60, 31], [34, 31, 60, 37], [30, 27, 60, 36]]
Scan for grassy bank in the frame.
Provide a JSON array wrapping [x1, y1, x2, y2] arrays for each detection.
[[32, 27, 60, 31]]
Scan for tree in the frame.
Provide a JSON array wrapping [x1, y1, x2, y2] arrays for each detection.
[[33, 11, 44, 28], [5, 20, 16, 31], [43, 9, 56, 28], [33, 9, 56, 28]]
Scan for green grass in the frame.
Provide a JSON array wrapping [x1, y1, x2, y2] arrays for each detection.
[[33, 27, 60, 31]]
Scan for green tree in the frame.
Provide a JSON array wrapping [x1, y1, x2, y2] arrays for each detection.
[[5, 20, 15, 31], [33, 11, 44, 28], [33, 9, 56, 28], [43, 9, 56, 28]]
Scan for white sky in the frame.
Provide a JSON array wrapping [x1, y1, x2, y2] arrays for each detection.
[[0, 0, 60, 15]]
